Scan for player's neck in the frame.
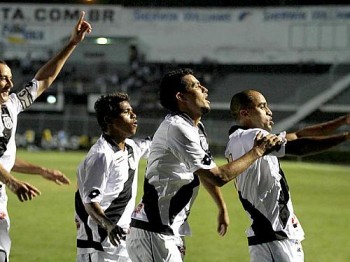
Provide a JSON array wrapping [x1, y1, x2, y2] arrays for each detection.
[[103, 133, 126, 151]]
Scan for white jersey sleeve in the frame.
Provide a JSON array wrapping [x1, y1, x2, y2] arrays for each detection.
[[132, 137, 152, 160], [168, 122, 216, 172], [0, 79, 39, 172], [80, 152, 107, 204], [225, 128, 286, 161], [11, 79, 39, 114]]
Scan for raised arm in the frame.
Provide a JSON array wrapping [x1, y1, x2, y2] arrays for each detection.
[[13, 157, 70, 185], [35, 11, 92, 96], [286, 114, 350, 141]]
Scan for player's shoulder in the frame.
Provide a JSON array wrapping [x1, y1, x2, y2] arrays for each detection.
[[86, 137, 111, 157], [167, 114, 197, 134], [125, 138, 138, 149], [230, 126, 266, 138]]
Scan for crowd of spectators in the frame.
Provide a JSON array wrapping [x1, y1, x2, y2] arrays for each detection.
[[8, 44, 219, 151]]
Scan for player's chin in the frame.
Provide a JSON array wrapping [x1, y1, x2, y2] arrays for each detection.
[[0, 95, 9, 104], [201, 104, 211, 115], [130, 127, 137, 135]]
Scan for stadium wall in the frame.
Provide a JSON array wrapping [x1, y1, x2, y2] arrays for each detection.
[[1, 4, 349, 162], [2, 4, 350, 64]]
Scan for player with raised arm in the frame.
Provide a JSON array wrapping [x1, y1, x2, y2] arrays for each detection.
[[0, 11, 91, 261]]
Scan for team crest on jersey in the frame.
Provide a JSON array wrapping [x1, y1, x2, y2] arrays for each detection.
[[199, 134, 209, 152], [2, 115, 12, 129]]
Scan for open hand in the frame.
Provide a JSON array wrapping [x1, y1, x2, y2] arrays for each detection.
[[41, 168, 71, 185], [107, 224, 127, 246], [7, 178, 41, 202]]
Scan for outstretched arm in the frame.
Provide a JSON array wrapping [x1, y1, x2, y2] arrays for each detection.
[[286, 131, 350, 156], [200, 176, 229, 236], [0, 163, 40, 202], [13, 157, 70, 185], [286, 114, 350, 141], [35, 11, 92, 96]]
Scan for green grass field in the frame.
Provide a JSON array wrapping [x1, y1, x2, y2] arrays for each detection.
[[7, 150, 350, 262]]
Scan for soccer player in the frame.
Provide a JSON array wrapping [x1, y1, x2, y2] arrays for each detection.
[[0, 11, 91, 261], [75, 92, 151, 262], [126, 68, 280, 262], [225, 89, 350, 262]]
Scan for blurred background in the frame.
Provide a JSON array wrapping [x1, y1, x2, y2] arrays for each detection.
[[1, 0, 350, 162]]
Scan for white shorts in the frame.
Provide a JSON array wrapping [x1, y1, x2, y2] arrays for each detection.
[[249, 239, 304, 262], [0, 184, 10, 262], [126, 227, 185, 262], [76, 239, 131, 262]]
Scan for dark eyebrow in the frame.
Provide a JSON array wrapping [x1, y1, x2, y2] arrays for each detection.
[[121, 107, 133, 112], [190, 80, 200, 88]]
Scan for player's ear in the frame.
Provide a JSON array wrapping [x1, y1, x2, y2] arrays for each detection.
[[176, 92, 186, 102], [240, 109, 249, 118]]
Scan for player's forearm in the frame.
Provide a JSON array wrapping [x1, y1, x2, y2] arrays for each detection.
[[84, 202, 114, 231], [286, 132, 350, 156], [200, 176, 227, 211], [34, 40, 77, 89], [295, 115, 350, 137], [219, 148, 261, 183], [34, 11, 91, 92], [200, 147, 261, 186], [13, 157, 44, 175], [0, 163, 16, 186]]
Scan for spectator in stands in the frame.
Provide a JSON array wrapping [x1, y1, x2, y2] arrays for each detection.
[[75, 92, 151, 262], [41, 128, 53, 150], [128, 44, 140, 71], [0, 11, 91, 261], [126, 68, 280, 262], [57, 130, 68, 151], [24, 129, 36, 150], [225, 89, 350, 262]]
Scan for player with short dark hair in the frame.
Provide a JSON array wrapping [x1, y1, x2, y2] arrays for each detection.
[[225, 89, 350, 262], [0, 11, 91, 261], [126, 69, 280, 261], [75, 92, 151, 262]]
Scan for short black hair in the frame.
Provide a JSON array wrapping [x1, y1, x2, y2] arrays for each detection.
[[230, 90, 257, 120], [159, 68, 193, 112], [94, 92, 129, 132]]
